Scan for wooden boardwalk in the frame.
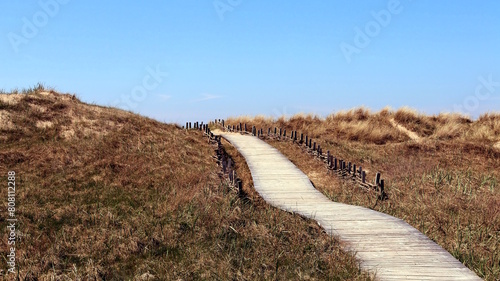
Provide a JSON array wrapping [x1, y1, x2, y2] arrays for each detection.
[[217, 132, 482, 281]]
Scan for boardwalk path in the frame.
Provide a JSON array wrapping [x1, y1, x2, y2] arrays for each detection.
[[217, 131, 481, 280]]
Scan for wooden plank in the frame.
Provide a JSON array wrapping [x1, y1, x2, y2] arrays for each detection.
[[215, 131, 481, 281]]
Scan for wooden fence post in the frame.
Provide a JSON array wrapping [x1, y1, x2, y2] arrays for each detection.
[[353, 164, 357, 177], [237, 179, 243, 195], [283, 129, 286, 137], [362, 171, 366, 183], [313, 142, 316, 151], [300, 133, 304, 144], [279, 128, 282, 137], [375, 172, 381, 186], [334, 158, 337, 170], [305, 135, 308, 146], [348, 162, 352, 174]]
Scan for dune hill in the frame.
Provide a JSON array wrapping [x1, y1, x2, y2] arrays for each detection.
[[0, 88, 370, 280]]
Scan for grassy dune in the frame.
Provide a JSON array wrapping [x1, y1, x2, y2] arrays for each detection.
[[227, 109, 500, 280], [0, 88, 370, 280]]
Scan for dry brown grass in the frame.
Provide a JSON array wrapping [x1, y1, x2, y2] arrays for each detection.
[[0, 88, 371, 280], [225, 108, 500, 280]]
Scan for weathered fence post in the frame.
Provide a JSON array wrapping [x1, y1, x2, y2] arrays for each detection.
[[283, 129, 286, 137], [362, 171, 366, 183], [353, 164, 357, 178], [309, 139, 312, 149], [300, 133, 304, 144], [305, 135, 308, 146], [313, 142, 316, 151], [237, 179, 243, 195], [375, 172, 381, 186]]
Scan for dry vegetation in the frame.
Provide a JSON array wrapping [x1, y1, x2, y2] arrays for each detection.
[[226, 108, 500, 280], [0, 86, 371, 280]]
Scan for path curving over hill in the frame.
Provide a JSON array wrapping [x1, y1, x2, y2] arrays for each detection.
[[389, 118, 421, 142], [216, 131, 481, 280]]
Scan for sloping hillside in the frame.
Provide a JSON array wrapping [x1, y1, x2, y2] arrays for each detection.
[[227, 110, 500, 280], [0, 88, 370, 280]]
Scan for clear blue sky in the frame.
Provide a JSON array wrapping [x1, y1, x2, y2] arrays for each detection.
[[1, 1, 499, 123]]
